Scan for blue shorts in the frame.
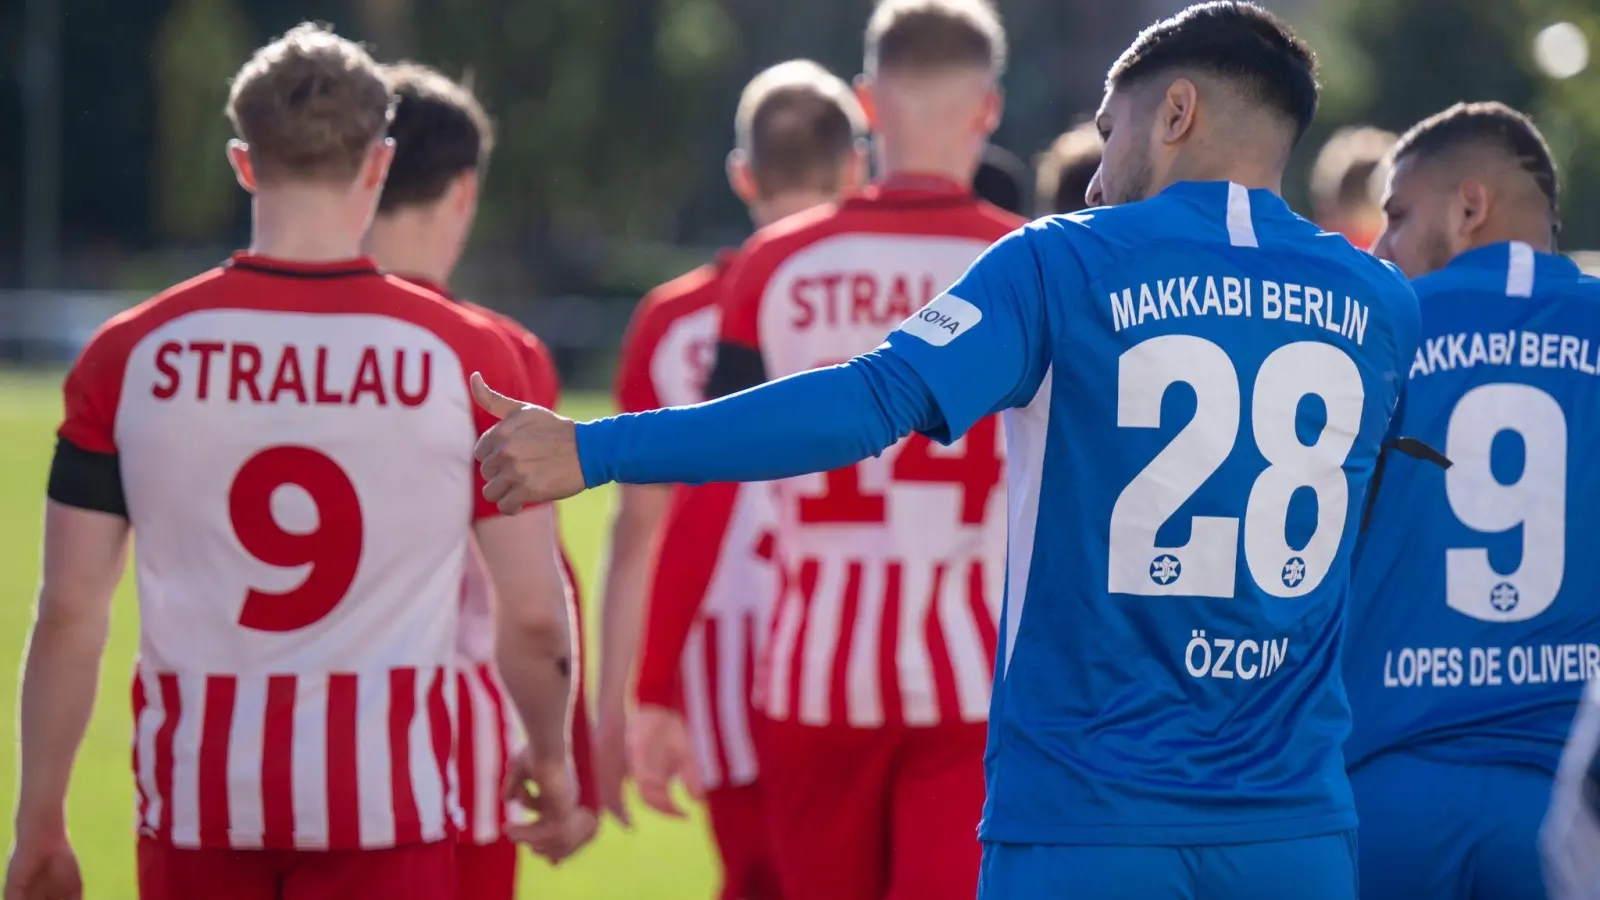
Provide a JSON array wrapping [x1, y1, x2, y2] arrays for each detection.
[[978, 831, 1357, 900], [1350, 750, 1549, 900]]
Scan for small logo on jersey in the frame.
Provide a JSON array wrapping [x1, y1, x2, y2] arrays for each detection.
[[898, 293, 982, 347], [1150, 554, 1182, 585], [1490, 582, 1520, 613], [1281, 557, 1307, 589]]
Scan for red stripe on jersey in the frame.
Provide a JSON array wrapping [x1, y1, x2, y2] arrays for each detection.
[[326, 673, 360, 847], [455, 670, 478, 841], [132, 677, 149, 830], [968, 561, 999, 675], [704, 619, 732, 784], [426, 670, 452, 838], [924, 564, 963, 721], [261, 674, 297, 847], [198, 675, 236, 846], [389, 668, 421, 844], [154, 673, 181, 840], [785, 559, 821, 719], [480, 662, 512, 832], [829, 562, 865, 725], [878, 563, 904, 727]]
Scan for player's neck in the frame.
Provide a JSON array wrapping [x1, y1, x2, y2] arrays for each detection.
[[874, 138, 978, 190], [365, 218, 458, 287], [1468, 216, 1556, 255], [249, 189, 368, 262], [750, 190, 834, 228], [1164, 155, 1283, 196]]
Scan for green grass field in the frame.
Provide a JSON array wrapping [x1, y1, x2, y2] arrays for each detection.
[[0, 371, 716, 898]]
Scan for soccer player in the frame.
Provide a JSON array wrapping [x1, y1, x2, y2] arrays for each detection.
[[612, 60, 867, 899], [472, 2, 1424, 897], [1033, 120, 1102, 215], [4, 25, 577, 900], [362, 62, 600, 896], [1348, 101, 1596, 900], [1310, 125, 1397, 251]]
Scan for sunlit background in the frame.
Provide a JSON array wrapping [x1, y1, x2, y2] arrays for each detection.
[[0, 0, 1597, 896]]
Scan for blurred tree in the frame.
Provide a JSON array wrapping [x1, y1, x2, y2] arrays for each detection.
[[1312, 0, 1600, 246], [152, 0, 254, 242]]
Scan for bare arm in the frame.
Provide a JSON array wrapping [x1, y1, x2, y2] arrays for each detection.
[[475, 508, 574, 767], [597, 484, 673, 724], [14, 502, 129, 840]]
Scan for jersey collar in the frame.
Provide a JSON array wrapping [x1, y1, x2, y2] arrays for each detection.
[[226, 251, 381, 279], [396, 273, 456, 300], [1444, 241, 1580, 283], [844, 173, 975, 209]]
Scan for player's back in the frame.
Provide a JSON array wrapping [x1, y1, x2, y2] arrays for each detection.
[[719, 178, 1022, 730], [982, 181, 1418, 844], [60, 253, 523, 851], [1346, 241, 1600, 774]]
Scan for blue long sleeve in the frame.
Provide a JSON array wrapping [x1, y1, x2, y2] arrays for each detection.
[[576, 346, 941, 487]]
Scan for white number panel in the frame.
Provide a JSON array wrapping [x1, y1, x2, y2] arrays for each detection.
[[1444, 383, 1567, 622], [1108, 338, 1366, 598]]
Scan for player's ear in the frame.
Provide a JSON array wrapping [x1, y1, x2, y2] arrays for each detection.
[[363, 137, 396, 192], [854, 74, 879, 131], [843, 141, 870, 191], [1159, 78, 1199, 145], [1457, 178, 1491, 239], [453, 170, 481, 216], [726, 149, 761, 205], [226, 140, 258, 194], [979, 83, 1003, 136]]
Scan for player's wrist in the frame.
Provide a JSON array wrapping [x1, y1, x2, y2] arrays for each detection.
[[12, 800, 67, 842]]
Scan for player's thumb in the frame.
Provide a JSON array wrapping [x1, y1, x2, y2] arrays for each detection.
[[471, 371, 523, 420]]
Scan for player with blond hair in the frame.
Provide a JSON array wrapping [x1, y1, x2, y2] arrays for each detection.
[[4, 24, 576, 900]]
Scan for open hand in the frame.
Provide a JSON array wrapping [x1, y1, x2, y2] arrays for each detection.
[[472, 373, 587, 514]]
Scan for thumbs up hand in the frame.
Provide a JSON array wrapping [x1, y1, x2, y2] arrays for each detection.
[[472, 372, 588, 514]]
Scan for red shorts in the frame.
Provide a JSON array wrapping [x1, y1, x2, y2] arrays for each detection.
[[455, 839, 517, 900], [759, 718, 987, 900], [707, 782, 783, 900], [137, 837, 455, 900]]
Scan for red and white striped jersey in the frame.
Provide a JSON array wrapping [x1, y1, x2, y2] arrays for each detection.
[[618, 254, 780, 790], [58, 253, 531, 851], [445, 295, 601, 843], [716, 177, 1023, 729]]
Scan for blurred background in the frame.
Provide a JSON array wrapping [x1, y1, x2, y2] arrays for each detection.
[[1, 0, 1598, 389]]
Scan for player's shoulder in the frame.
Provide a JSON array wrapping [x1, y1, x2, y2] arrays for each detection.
[[734, 203, 848, 272], [634, 253, 736, 324], [72, 266, 234, 369]]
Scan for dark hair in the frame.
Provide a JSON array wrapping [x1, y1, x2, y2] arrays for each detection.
[[973, 144, 1030, 215], [377, 63, 493, 213], [865, 0, 1006, 75], [1035, 121, 1102, 214], [1107, 1, 1318, 142], [1392, 101, 1559, 221], [226, 22, 393, 182], [735, 60, 865, 196], [1311, 126, 1396, 217]]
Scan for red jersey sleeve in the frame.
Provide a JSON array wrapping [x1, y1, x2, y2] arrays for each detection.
[[715, 250, 766, 352], [461, 316, 534, 521], [634, 481, 746, 710], [463, 303, 562, 411]]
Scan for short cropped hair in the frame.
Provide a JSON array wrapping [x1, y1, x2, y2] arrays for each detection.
[[378, 63, 494, 213], [1107, 1, 1318, 142], [1035, 121, 1103, 214], [226, 22, 393, 182], [735, 60, 866, 197], [973, 145, 1031, 216], [1310, 126, 1396, 217], [865, 0, 1007, 76], [1392, 101, 1559, 219]]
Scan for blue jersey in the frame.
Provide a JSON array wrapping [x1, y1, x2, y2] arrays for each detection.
[[1346, 242, 1600, 776], [884, 181, 1420, 845]]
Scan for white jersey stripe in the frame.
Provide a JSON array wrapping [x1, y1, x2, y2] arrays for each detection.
[[226, 677, 267, 847], [1507, 240, 1536, 297], [356, 673, 395, 848], [135, 669, 163, 835], [718, 614, 758, 786], [462, 667, 500, 844], [943, 561, 992, 723], [798, 561, 850, 726], [844, 564, 887, 728], [1227, 182, 1259, 248], [291, 674, 330, 850], [166, 675, 205, 847], [897, 563, 938, 726], [765, 570, 805, 721], [682, 622, 721, 788], [408, 671, 447, 843]]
